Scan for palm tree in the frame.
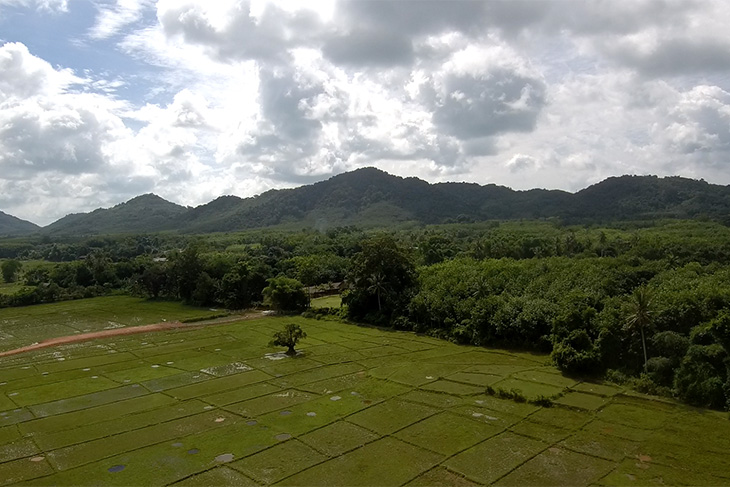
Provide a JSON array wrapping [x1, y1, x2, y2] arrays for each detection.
[[368, 271, 387, 312], [625, 286, 654, 372]]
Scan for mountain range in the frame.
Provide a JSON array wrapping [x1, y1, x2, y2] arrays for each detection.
[[2, 168, 730, 236]]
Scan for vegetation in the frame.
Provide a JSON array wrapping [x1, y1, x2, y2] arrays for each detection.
[[1, 258, 21, 282], [269, 323, 307, 355], [262, 277, 308, 313], [1, 310, 730, 486], [2, 218, 730, 410]]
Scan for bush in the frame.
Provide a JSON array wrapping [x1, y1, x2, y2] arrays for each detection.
[[674, 344, 728, 409], [552, 329, 600, 375], [262, 277, 308, 312]]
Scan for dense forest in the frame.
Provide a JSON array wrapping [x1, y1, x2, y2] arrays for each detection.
[[2, 219, 730, 412]]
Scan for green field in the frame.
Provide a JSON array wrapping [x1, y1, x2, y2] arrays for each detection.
[[0, 296, 224, 353], [1, 298, 729, 486], [309, 295, 341, 309]]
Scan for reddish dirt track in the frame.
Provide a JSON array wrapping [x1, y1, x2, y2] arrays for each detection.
[[0, 312, 263, 359]]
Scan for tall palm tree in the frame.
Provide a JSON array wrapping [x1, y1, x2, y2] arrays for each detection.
[[368, 271, 387, 312], [626, 286, 654, 372]]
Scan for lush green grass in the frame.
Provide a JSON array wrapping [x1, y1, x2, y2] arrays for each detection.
[[309, 295, 341, 308], [1, 300, 729, 485], [0, 296, 224, 352]]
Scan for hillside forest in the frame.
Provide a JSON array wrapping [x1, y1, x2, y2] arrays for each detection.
[[2, 220, 730, 412]]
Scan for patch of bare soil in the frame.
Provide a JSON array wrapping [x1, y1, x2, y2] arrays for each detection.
[[0, 311, 264, 359]]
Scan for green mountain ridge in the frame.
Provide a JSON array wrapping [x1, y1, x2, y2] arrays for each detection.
[[2, 169, 730, 236], [0, 210, 40, 236], [43, 194, 189, 235]]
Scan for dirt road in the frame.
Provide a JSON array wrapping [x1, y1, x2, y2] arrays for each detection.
[[0, 312, 264, 359]]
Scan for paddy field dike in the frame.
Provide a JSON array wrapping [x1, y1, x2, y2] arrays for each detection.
[[1, 297, 729, 486]]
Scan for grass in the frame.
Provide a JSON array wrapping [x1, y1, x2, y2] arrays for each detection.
[[1, 296, 729, 485], [310, 295, 341, 308]]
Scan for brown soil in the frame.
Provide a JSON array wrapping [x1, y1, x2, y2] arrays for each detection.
[[0, 312, 264, 359]]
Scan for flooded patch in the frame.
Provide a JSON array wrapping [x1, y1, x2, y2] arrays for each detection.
[[187, 448, 199, 455], [215, 453, 234, 463], [265, 351, 303, 360], [200, 362, 252, 376], [306, 412, 317, 417], [275, 433, 292, 441], [108, 465, 125, 473], [280, 410, 292, 416], [330, 396, 342, 401], [246, 420, 258, 426], [172, 442, 183, 448]]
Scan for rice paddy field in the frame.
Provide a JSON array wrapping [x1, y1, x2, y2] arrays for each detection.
[[1, 297, 730, 486], [309, 296, 342, 309]]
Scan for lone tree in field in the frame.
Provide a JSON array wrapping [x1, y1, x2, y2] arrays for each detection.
[[270, 323, 307, 356], [625, 286, 655, 372]]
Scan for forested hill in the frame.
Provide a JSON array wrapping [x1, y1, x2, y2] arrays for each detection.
[[158, 170, 730, 232], [43, 194, 188, 235], [0, 211, 39, 236], [5, 169, 730, 235]]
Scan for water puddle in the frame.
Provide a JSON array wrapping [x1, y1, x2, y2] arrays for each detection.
[[215, 453, 234, 463]]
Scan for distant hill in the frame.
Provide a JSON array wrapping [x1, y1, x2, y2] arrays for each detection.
[[176, 168, 575, 233], [0, 211, 39, 236], [43, 194, 188, 235], [37, 169, 730, 235]]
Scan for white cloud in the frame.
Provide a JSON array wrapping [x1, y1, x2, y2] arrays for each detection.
[[0, 0, 68, 13], [3, 0, 730, 225], [89, 0, 152, 40]]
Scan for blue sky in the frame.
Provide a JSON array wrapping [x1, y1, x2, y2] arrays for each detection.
[[1, 0, 730, 225]]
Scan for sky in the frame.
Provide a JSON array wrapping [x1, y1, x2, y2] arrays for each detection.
[[1, 1, 730, 226]]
